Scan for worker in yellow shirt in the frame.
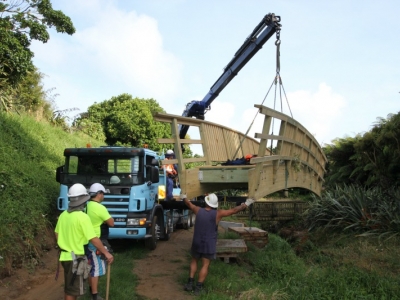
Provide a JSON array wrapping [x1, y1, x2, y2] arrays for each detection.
[[55, 183, 113, 300], [86, 183, 114, 300]]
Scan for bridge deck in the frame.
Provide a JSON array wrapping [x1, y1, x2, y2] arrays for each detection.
[[154, 104, 327, 200]]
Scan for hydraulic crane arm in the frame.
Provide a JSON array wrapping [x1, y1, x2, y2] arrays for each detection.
[[179, 13, 281, 139]]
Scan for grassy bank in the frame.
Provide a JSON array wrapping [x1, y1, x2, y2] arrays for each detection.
[[0, 112, 102, 276], [77, 229, 400, 299]]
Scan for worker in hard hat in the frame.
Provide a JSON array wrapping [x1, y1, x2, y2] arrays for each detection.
[[163, 149, 177, 201], [109, 175, 120, 185], [54, 183, 114, 300], [86, 183, 114, 300], [181, 193, 255, 295]]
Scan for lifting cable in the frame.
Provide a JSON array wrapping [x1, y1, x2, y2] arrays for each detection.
[[231, 27, 292, 161]]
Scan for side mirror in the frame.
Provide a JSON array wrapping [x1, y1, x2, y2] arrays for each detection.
[[150, 166, 159, 183], [56, 166, 64, 183]]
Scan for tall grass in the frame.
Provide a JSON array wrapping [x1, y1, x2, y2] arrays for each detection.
[[0, 112, 103, 276], [190, 234, 400, 299], [305, 185, 400, 238]]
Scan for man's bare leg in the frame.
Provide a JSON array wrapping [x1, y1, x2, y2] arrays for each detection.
[[189, 257, 198, 278], [198, 257, 211, 283], [90, 276, 99, 293]]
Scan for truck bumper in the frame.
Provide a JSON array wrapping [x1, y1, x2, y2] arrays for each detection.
[[108, 227, 147, 239]]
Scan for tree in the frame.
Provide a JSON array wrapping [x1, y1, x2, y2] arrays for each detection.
[[323, 112, 400, 190], [0, 0, 75, 85], [323, 136, 363, 188], [353, 113, 400, 189], [74, 94, 173, 151]]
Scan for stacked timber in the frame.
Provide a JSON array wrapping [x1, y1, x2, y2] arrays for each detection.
[[216, 239, 247, 263], [228, 227, 269, 248]]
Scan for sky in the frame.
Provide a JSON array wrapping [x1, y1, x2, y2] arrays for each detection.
[[31, 0, 399, 153]]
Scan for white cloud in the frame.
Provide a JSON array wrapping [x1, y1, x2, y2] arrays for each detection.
[[205, 100, 236, 128], [203, 83, 347, 147], [287, 83, 346, 144], [74, 9, 183, 102], [32, 0, 183, 113]]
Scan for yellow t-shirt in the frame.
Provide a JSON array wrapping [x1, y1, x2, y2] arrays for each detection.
[[55, 210, 96, 261], [86, 201, 112, 238]]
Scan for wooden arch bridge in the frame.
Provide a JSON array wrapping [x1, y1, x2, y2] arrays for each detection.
[[155, 104, 327, 201]]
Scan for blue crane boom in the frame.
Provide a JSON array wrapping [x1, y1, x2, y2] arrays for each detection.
[[179, 13, 282, 139]]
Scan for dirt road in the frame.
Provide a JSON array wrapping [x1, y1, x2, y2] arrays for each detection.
[[134, 227, 195, 300], [0, 227, 195, 300]]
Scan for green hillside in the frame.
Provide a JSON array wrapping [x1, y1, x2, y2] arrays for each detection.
[[0, 112, 103, 275]]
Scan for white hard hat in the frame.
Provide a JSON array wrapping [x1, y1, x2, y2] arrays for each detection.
[[166, 149, 174, 155], [68, 183, 89, 197], [204, 193, 218, 208], [110, 175, 121, 184], [67, 183, 90, 207], [89, 183, 106, 195]]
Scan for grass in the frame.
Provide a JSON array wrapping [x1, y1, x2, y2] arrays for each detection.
[[0, 112, 103, 276], [191, 233, 400, 299], [79, 240, 148, 300]]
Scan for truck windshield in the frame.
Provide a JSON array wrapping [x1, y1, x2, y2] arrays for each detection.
[[61, 155, 144, 186]]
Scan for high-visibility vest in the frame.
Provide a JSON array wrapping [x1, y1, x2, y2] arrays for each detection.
[[165, 164, 177, 175]]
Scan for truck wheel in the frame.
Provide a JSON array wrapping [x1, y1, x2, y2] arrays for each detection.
[[145, 216, 158, 250], [189, 213, 194, 227], [183, 216, 189, 230], [161, 213, 171, 241]]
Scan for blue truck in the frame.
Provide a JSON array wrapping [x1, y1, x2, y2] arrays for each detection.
[[55, 146, 193, 250]]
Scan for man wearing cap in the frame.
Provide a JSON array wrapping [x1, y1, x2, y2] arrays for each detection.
[[181, 193, 255, 295], [86, 183, 114, 300], [55, 183, 114, 300]]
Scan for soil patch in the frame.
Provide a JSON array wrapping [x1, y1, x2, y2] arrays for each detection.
[[0, 247, 64, 300], [134, 227, 195, 300]]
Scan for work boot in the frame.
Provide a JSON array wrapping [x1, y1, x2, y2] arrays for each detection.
[[194, 284, 204, 296], [184, 282, 194, 292], [91, 293, 104, 300]]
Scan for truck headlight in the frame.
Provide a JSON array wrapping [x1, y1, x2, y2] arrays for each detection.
[[127, 218, 146, 226]]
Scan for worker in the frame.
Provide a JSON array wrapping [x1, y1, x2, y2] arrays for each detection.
[[163, 149, 178, 201], [181, 193, 254, 295], [110, 175, 120, 185], [86, 183, 115, 300], [55, 183, 114, 300]]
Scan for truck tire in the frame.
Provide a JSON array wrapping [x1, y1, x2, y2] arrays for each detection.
[[161, 213, 171, 241], [183, 215, 189, 230], [145, 215, 158, 250], [189, 213, 194, 227]]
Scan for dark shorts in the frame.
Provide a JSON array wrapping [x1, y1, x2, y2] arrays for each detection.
[[190, 248, 216, 260], [61, 260, 87, 296]]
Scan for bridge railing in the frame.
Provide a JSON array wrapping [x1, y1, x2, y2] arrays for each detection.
[[154, 112, 269, 167], [154, 104, 327, 199], [248, 105, 327, 199]]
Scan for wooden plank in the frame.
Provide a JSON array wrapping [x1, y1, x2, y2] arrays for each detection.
[[157, 138, 203, 145], [227, 227, 269, 248], [228, 227, 268, 237], [216, 239, 247, 254], [160, 157, 207, 165], [199, 123, 211, 165], [199, 168, 250, 183]]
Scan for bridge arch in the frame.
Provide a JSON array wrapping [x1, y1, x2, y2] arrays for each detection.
[[154, 104, 327, 200]]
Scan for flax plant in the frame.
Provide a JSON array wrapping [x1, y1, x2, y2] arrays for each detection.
[[305, 185, 400, 238]]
